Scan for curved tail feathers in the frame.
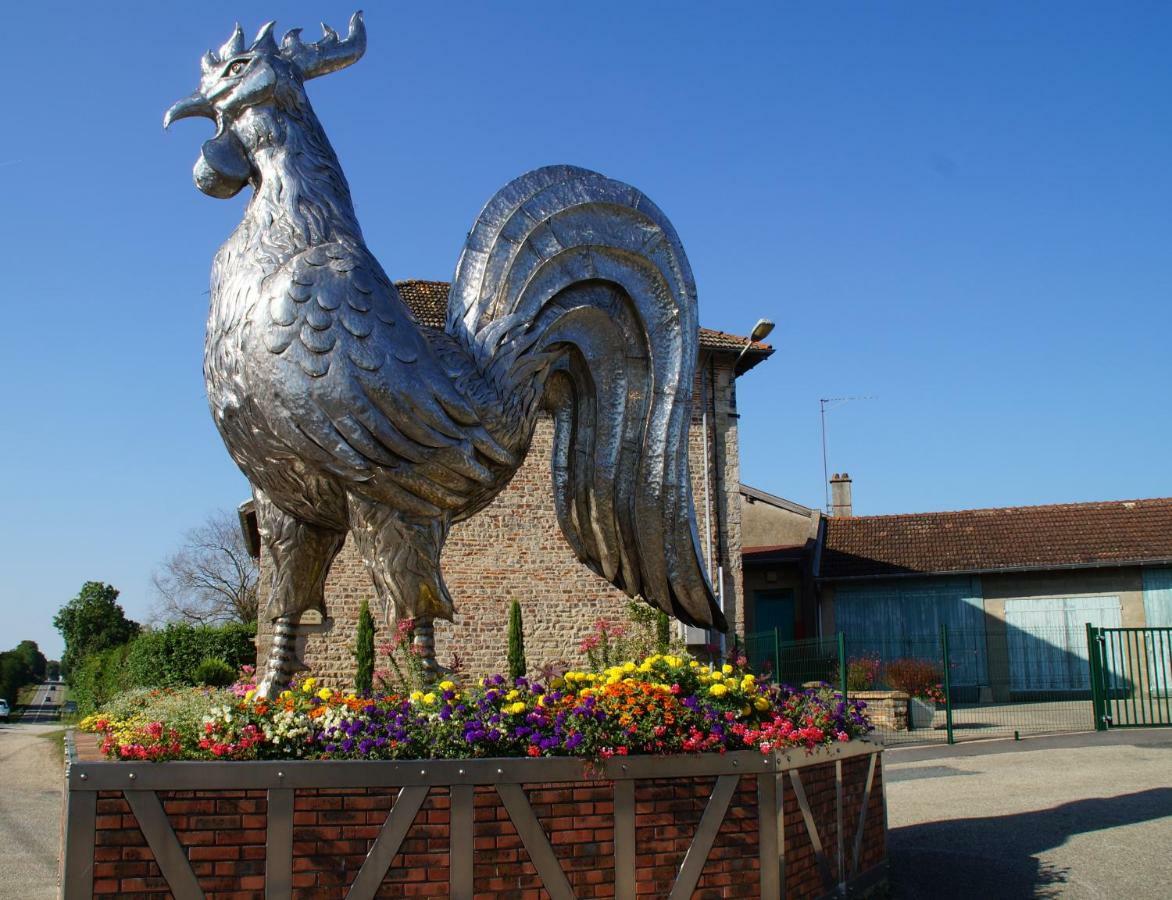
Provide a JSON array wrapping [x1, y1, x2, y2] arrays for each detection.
[[447, 166, 726, 631]]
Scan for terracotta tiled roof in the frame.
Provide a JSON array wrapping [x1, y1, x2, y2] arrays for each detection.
[[394, 279, 772, 370], [819, 497, 1172, 580]]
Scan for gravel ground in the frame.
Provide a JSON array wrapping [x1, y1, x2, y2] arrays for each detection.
[[886, 729, 1172, 898], [0, 722, 64, 900]]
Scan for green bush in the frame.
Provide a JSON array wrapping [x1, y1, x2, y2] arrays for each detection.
[[507, 600, 526, 680], [193, 657, 237, 687], [354, 600, 375, 694], [70, 622, 257, 715], [124, 623, 256, 689], [70, 644, 133, 714]]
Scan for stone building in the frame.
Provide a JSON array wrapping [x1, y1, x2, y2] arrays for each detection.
[[739, 474, 1172, 700], [247, 280, 772, 684]]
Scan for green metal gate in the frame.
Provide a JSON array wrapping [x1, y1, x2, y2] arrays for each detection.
[[1088, 626, 1172, 729]]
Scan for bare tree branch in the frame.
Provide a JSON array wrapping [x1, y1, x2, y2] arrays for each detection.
[[151, 511, 259, 626]]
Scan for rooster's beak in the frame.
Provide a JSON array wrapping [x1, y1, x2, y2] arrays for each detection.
[[164, 92, 214, 129]]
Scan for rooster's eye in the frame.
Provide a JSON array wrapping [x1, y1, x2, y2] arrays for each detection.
[[226, 59, 248, 77]]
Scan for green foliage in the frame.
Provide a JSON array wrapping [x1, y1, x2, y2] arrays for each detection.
[[123, 623, 256, 689], [12, 641, 46, 682], [354, 600, 375, 694], [53, 582, 140, 683], [506, 600, 526, 680], [0, 640, 51, 704], [69, 644, 133, 714], [69, 622, 256, 715], [46, 660, 61, 680], [655, 611, 671, 654], [193, 657, 237, 687]]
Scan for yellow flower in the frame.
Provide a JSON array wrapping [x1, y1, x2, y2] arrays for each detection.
[[741, 705, 752, 717], [622, 661, 636, 673], [317, 687, 333, 701], [505, 689, 520, 701], [721, 664, 734, 675], [422, 693, 437, 706], [301, 677, 317, 693], [410, 690, 424, 703], [244, 689, 256, 702], [280, 690, 293, 700], [508, 701, 527, 715], [709, 683, 729, 698], [754, 696, 771, 712], [439, 680, 456, 692]]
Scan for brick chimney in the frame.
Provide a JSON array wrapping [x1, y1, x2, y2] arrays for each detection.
[[829, 473, 853, 517]]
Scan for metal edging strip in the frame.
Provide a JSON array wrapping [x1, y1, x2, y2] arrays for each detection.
[[345, 785, 429, 900], [790, 769, 834, 893], [62, 788, 96, 900], [614, 778, 636, 900], [124, 790, 205, 900], [851, 752, 878, 878], [265, 788, 294, 900], [835, 759, 845, 891], [667, 773, 739, 900], [67, 747, 882, 793], [449, 784, 474, 900], [756, 772, 783, 899], [496, 783, 575, 900]]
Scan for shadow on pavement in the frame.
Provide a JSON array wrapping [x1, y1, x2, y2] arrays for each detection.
[[890, 788, 1172, 898]]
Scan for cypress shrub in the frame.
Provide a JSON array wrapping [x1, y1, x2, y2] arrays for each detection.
[[506, 600, 526, 680], [354, 599, 375, 694], [655, 611, 672, 653]]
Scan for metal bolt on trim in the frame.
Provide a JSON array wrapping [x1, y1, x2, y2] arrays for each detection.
[[278, 771, 285, 779], [79, 774, 87, 781], [128, 773, 136, 780]]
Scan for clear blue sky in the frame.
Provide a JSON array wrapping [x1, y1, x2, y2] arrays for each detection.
[[3, 2, 1169, 657]]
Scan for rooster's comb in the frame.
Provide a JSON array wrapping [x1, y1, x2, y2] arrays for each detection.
[[200, 11, 366, 80]]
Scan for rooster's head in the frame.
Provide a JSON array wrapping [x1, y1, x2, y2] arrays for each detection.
[[164, 12, 366, 198]]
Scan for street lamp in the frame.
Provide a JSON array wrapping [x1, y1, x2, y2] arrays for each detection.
[[735, 318, 774, 368]]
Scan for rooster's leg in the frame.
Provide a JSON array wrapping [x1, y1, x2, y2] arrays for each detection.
[[253, 490, 346, 699], [347, 494, 454, 687]]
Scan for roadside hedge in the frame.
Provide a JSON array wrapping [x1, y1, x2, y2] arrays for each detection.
[[71, 623, 256, 715]]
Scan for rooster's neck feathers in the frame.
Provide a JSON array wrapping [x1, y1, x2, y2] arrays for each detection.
[[238, 93, 363, 265]]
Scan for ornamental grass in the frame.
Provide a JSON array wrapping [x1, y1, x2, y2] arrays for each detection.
[[79, 654, 872, 763]]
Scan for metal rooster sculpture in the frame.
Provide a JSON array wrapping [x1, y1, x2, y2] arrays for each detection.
[[166, 13, 725, 697]]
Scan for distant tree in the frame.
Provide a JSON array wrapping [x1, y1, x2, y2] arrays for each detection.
[[12, 640, 46, 682], [354, 599, 375, 694], [52, 582, 141, 682], [46, 660, 61, 680], [507, 600, 527, 680], [151, 511, 259, 626]]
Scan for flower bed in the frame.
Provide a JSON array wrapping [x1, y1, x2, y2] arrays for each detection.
[[80, 654, 872, 763]]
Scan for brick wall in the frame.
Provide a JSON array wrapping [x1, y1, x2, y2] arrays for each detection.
[[257, 351, 746, 686], [72, 742, 886, 899]]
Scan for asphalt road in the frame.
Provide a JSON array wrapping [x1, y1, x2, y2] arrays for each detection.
[[886, 729, 1172, 898], [0, 721, 63, 899], [18, 681, 64, 724]]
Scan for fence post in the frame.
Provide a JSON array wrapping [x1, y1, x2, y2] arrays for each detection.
[[940, 624, 955, 745], [1086, 623, 1107, 732], [773, 628, 781, 684], [837, 631, 848, 702]]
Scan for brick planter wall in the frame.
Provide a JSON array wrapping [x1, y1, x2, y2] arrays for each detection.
[[64, 735, 886, 899], [849, 691, 910, 731]]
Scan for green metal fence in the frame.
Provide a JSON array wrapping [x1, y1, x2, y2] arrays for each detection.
[[1089, 626, 1172, 729], [745, 621, 1163, 746]]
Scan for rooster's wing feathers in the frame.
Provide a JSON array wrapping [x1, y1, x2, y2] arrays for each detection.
[[257, 243, 514, 517]]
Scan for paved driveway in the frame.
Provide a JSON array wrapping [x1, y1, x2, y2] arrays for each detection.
[[886, 729, 1172, 898], [0, 722, 63, 899]]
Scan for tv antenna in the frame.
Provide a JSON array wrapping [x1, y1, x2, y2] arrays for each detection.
[[820, 396, 876, 511]]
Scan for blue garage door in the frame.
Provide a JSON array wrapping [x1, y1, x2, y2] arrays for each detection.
[[1005, 596, 1121, 692], [834, 576, 987, 686]]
